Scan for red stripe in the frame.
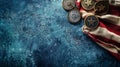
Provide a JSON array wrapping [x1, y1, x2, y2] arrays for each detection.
[[86, 32, 120, 48], [109, 5, 120, 16], [86, 32, 120, 61], [99, 21, 120, 35], [76, 1, 81, 10], [76, 1, 85, 11]]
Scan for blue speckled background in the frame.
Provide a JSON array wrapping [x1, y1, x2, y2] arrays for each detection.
[[0, 0, 120, 67]]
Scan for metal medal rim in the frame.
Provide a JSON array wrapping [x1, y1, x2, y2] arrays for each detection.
[[68, 8, 81, 24], [94, 1, 109, 15], [62, 0, 76, 11], [84, 15, 99, 29], [81, 0, 96, 10]]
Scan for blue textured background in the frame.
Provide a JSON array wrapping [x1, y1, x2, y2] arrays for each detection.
[[0, 0, 120, 67]]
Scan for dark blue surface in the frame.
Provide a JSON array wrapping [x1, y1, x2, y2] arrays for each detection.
[[0, 0, 120, 67]]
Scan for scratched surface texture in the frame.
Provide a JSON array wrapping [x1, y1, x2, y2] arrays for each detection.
[[0, 0, 120, 67]]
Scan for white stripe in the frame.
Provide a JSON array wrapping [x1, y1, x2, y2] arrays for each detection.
[[97, 40, 120, 53], [88, 33, 120, 53], [109, 0, 120, 6], [96, 42, 118, 53], [83, 26, 120, 43], [100, 14, 120, 26], [76, 0, 81, 2]]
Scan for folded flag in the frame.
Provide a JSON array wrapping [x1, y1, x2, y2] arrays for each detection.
[[76, 0, 120, 61]]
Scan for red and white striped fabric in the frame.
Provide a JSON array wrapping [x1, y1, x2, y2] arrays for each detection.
[[76, 0, 120, 60]]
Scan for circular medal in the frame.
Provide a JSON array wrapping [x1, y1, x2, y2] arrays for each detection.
[[84, 15, 99, 29], [68, 8, 81, 23], [62, 0, 76, 11], [94, 1, 109, 15], [81, 0, 96, 10]]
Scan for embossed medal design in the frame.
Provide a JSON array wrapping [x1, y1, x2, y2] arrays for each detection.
[[68, 9, 81, 23], [94, 1, 109, 15], [62, 0, 76, 11], [81, 0, 96, 10], [84, 15, 99, 29]]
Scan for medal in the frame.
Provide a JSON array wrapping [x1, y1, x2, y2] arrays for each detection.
[[62, 0, 76, 11], [84, 15, 99, 29], [68, 8, 81, 23], [81, 0, 96, 10], [94, 1, 109, 15]]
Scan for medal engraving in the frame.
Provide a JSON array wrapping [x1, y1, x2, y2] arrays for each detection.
[[68, 9, 81, 23], [94, 1, 109, 15], [62, 0, 76, 11], [81, 0, 96, 10], [84, 15, 99, 29]]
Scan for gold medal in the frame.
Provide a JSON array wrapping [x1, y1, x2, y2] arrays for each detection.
[[94, 1, 109, 15], [81, 0, 96, 10]]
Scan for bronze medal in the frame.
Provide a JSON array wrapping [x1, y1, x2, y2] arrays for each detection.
[[81, 0, 96, 10], [94, 1, 109, 15], [62, 0, 76, 11], [84, 15, 99, 29], [68, 8, 81, 23]]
